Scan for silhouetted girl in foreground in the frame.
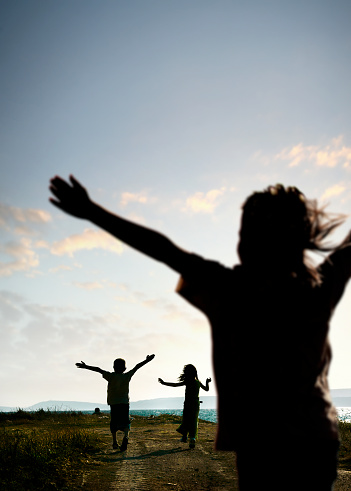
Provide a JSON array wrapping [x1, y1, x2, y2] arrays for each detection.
[[49, 176, 351, 490], [158, 364, 211, 448]]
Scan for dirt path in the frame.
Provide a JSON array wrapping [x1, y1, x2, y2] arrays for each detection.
[[80, 415, 351, 490], [81, 416, 238, 490]]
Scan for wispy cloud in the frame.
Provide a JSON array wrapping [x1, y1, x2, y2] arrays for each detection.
[[0, 238, 39, 277], [182, 187, 226, 214], [0, 204, 51, 234], [49, 264, 74, 274], [72, 279, 117, 291], [50, 229, 123, 257], [274, 135, 351, 168], [120, 191, 157, 208], [320, 183, 347, 202], [72, 281, 104, 291]]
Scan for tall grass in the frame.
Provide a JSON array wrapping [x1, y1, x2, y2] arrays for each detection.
[[0, 409, 103, 491], [338, 421, 351, 468]]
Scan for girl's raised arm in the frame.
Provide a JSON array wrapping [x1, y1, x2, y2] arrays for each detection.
[[200, 377, 211, 391], [158, 378, 184, 387], [49, 175, 191, 274]]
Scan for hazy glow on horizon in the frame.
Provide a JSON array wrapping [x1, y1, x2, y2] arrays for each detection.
[[1, 1, 351, 408]]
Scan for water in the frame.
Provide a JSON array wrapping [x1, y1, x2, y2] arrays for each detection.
[[131, 408, 351, 424], [129, 408, 217, 423], [78, 407, 351, 424], [336, 407, 351, 422]]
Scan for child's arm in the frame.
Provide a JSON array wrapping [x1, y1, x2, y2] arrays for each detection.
[[132, 354, 155, 372], [49, 175, 191, 274], [199, 377, 211, 391], [158, 378, 185, 387], [75, 361, 103, 374]]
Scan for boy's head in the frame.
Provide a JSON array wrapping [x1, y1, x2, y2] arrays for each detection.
[[113, 358, 126, 373]]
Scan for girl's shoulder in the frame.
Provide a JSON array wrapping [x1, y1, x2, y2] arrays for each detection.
[[181, 253, 237, 279]]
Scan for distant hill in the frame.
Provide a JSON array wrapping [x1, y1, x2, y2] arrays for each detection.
[[0, 396, 217, 412], [2, 390, 351, 412], [329, 389, 351, 408], [0, 400, 110, 412], [130, 396, 216, 410]]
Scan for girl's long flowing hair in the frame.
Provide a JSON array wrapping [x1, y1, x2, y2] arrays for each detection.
[[238, 184, 345, 284], [178, 364, 198, 383]]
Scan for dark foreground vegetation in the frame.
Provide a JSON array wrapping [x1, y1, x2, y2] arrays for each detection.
[[1, 409, 351, 490], [338, 420, 351, 468], [0, 409, 104, 490]]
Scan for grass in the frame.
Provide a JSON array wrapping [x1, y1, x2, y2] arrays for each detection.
[[338, 421, 351, 468], [1, 409, 351, 489], [0, 409, 104, 491]]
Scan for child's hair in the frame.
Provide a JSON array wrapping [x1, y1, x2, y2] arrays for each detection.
[[178, 364, 198, 383], [238, 184, 345, 283], [113, 358, 126, 373]]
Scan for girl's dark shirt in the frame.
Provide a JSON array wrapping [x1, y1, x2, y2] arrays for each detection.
[[176, 241, 351, 450], [184, 379, 201, 407]]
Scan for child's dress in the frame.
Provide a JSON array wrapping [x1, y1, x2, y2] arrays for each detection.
[[177, 379, 201, 439]]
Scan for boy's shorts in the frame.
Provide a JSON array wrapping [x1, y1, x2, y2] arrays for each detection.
[[110, 403, 131, 432]]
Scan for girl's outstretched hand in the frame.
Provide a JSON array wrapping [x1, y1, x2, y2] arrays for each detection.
[[158, 378, 164, 384], [49, 175, 93, 219], [76, 361, 87, 369]]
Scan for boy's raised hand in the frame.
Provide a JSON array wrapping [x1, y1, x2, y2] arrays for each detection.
[[49, 175, 93, 219], [146, 354, 155, 362], [76, 361, 87, 369]]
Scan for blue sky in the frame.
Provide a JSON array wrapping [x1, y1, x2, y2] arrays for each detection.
[[1, 0, 351, 407]]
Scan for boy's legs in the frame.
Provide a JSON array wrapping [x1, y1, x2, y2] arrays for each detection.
[[120, 427, 129, 451], [112, 431, 118, 449], [110, 404, 131, 449]]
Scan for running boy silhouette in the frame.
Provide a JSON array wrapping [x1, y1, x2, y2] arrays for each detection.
[[50, 176, 351, 490], [76, 354, 155, 450]]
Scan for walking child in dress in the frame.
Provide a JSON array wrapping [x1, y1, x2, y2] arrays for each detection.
[[158, 364, 211, 448], [76, 354, 155, 450], [50, 176, 351, 490]]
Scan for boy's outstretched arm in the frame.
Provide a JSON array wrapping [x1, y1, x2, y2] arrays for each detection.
[[49, 175, 191, 273], [133, 354, 155, 372], [76, 361, 103, 374]]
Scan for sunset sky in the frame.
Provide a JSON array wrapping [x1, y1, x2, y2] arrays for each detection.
[[1, 0, 351, 408]]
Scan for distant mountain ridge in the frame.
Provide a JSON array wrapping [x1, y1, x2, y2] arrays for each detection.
[[0, 396, 217, 412], [2, 390, 351, 412]]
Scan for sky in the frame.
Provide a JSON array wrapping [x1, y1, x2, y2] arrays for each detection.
[[1, 0, 351, 408]]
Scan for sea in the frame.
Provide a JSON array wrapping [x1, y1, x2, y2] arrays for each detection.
[[89, 407, 351, 424]]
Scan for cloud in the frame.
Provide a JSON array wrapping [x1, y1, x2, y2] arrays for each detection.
[[120, 191, 156, 208], [72, 281, 103, 291], [50, 228, 123, 257], [0, 203, 51, 232], [49, 264, 74, 274], [0, 291, 24, 322], [0, 238, 39, 277], [182, 187, 226, 214], [275, 135, 351, 168], [321, 184, 347, 202]]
